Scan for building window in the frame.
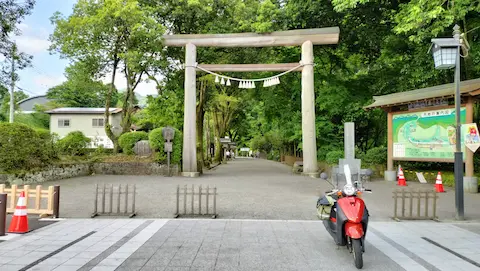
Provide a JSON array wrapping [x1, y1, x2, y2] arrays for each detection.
[[92, 118, 105, 127], [58, 119, 70, 128]]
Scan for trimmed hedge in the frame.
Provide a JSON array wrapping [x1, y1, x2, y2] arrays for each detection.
[[56, 131, 91, 156], [118, 131, 149, 155], [0, 123, 52, 172], [149, 127, 182, 164]]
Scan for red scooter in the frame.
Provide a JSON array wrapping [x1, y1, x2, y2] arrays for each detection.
[[317, 165, 371, 269]]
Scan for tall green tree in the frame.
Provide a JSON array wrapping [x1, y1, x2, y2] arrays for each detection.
[[1, 90, 28, 116], [47, 61, 117, 108], [0, 1, 35, 93], [49, 0, 166, 152]]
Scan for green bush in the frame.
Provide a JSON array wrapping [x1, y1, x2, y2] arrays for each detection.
[[363, 146, 387, 166], [118, 131, 148, 155], [35, 129, 59, 160], [56, 131, 91, 156], [325, 150, 344, 165], [149, 127, 182, 164], [0, 123, 52, 172], [317, 145, 340, 161]]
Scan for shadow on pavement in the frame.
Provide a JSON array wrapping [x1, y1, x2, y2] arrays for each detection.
[[0, 215, 57, 241]]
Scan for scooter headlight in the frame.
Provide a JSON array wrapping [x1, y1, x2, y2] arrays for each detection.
[[343, 184, 355, 196]]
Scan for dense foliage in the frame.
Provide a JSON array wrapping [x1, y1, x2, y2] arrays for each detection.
[[56, 131, 91, 156], [149, 127, 182, 165], [0, 123, 52, 172], [3, 0, 480, 174], [118, 131, 148, 155]]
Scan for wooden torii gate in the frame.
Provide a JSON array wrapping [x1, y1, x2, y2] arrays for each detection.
[[163, 27, 340, 177]]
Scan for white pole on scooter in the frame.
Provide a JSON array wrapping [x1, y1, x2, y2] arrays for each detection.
[[344, 164, 352, 186]]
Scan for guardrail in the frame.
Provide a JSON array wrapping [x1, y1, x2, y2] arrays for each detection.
[[0, 184, 60, 218], [175, 185, 217, 218], [393, 188, 438, 221], [91, 184, 136, 218]]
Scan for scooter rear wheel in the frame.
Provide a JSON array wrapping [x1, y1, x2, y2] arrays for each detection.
[[352, 238, 363, 269]]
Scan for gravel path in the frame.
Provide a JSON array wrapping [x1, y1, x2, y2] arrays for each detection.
[[43, 158, 330, 220], [42, 158, 480, 221]]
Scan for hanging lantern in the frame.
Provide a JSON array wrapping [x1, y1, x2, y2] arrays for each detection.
[[220, 77, 225, 85], [226, 79, 231, 86], [215, 76, 219, 83]]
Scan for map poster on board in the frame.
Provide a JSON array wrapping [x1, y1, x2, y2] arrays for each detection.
[[462, 123, 480, 153], [392, 107, 466, 160]]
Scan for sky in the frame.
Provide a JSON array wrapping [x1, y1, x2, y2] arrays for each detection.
[[13, 0, 159, 98]]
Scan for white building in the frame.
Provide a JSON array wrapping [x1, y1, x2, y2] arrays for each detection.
[[46, 108, 123, 148]]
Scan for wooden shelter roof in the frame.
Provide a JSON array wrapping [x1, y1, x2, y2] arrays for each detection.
[[364, 78, 480, 110]]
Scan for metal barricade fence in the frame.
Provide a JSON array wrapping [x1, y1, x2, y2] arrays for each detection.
[[92, 184, 136, 218], [393, 188, 438, 221], [175, 184, 217, 218]]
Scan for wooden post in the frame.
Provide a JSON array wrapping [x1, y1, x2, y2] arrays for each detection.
[[301, 40, 318, 177], [0, 193, 6, 236], [387, 111, 394, 171], [465, 96, 474, 177], [401, 189, 405, 218], [11, 185, 17, 210], [24, 185, 30, 207], [53, 185, 60, 218], [182, 43, 198, 176], [46, 186, 54, 213], [35, 185, 41, 211]]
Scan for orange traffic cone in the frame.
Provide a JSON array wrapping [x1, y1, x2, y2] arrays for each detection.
[[435, 172, 445, 193], [8, 191, 29, 233], [397, 166, 407, 186]]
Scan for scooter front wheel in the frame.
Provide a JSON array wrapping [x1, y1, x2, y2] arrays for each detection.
[[352, 238, 363, 269]]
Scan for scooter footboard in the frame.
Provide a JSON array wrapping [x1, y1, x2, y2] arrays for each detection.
[[345, 222, 364, 239]]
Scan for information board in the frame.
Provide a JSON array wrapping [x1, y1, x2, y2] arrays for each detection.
[[392, 107, 466, 161]]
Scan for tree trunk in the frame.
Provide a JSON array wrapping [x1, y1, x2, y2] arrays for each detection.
[[105, 58, 120, 153], [196, 80, 206, 174]]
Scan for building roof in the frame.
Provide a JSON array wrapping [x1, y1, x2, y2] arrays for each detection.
[[17, 95, 52, 112], [45, 107, 123, 114], [364, 78, 480, 110]]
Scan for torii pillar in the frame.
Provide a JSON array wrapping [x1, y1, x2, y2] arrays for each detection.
[[163, 28, 340, 177]]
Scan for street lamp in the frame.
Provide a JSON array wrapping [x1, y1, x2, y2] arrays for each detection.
[[430, 25, 470, 220]]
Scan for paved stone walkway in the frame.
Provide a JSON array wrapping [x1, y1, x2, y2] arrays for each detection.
[[0, 219, 479, 271]]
